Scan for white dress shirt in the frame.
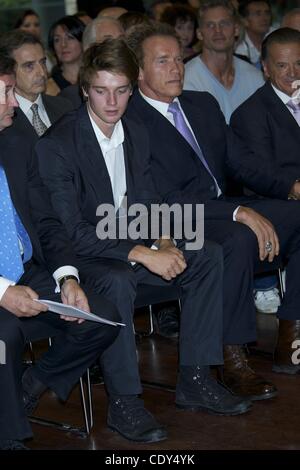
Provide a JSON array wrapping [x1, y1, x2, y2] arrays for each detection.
[[88, 113, 127, 211], [139, 90, 240, 220], [15, 92, 51, 128], [271, 84, 300, 126]]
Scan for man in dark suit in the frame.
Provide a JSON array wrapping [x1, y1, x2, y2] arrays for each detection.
[[0, 30, 73, 144], [0, 52, 120, 450], [36, 39, 252, 443], [231, 27, 300, 197], [125, 23, 300, 389]]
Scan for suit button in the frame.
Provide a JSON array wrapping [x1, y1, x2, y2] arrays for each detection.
[[210, 185, 215, 191]]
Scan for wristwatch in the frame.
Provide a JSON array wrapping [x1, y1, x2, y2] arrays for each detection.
[[59, 275, 78, 289]]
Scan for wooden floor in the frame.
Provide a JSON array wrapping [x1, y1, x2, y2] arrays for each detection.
[[26, 311, 300, 451]]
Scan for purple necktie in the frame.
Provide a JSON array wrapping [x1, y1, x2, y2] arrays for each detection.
[[287, 99, 300, 126], [168, 101, 217, 184]]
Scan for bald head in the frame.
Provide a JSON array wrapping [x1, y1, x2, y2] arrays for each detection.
[[82, 17, 124, 51], [282, 9, 300, 32]]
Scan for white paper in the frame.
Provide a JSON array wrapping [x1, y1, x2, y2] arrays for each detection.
[[34, 299, 125, 327]]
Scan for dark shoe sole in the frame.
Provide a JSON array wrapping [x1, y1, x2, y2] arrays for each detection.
[[108, 425, 168, 443], [272, 364, 300, 375], [175, 401, 252, 416]]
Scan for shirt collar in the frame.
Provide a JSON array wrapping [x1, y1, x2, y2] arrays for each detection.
[[88, 109, 124, 150], [15, 92, 43, 115], [271, 84, 293, 105], [139, 89, 180, 117]]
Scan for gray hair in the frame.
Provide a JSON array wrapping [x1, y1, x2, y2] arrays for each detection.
[[82, 16, 124, 51]]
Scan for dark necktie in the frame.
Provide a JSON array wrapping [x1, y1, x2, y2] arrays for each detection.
[[31, 103, 48, 136]]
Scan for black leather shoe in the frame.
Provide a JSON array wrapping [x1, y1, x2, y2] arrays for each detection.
[[153, 305, 179, 338], [22, 367, 47, 416], [0, 439, 29, 450], [176, 366, 252, 416], [107, 395, 168, 443]]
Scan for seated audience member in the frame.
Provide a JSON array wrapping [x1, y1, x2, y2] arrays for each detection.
[[281, 8, 300, 32], [15, 9, 41, 38], [0, 31, 73, 144], [36, 39, 252, 443], [231, 28, 300, 199], [235, 0, 272, 68], [60, 16, 125, 108], [126, 23, 300, 385], [0, 51, 120, 450], [48, 15, 85, 95], [183, 0, 264, 123], [160, 4, 198, 61]]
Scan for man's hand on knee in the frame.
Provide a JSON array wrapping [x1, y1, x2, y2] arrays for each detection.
[[235, 206, 280, 262]]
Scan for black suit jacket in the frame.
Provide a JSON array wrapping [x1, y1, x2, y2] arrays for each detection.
[[10, 93, 73, 144], [230, 82, 300, 184], [36, 105, 162, 263], [126, 90, 294, 220], [0, 129, 77, 274]]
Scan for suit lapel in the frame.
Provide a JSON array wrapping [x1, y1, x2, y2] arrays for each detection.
[[42, 94, 61, 123], [262, 82, 300, 139], [76, 106, 114, 205]]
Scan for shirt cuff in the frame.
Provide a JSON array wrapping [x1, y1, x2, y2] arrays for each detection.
[[53, 266, 79, 293], [233, 206, 240, 221], [0, 277, 16, 302]]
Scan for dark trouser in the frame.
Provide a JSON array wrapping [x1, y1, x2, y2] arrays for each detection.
[[0, 261, 120, 441], [78, 240, 224, 396], [205, 198, 300, 345]]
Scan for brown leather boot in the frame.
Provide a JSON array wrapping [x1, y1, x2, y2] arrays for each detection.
[[219, 345, 277, 401], [273, 319, 300, 375]]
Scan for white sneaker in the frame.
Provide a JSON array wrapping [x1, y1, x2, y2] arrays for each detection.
[[254, 288, 281, 314]]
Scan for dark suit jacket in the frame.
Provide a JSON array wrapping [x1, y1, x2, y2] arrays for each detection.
[[10, 93, 73, 145], [0, 129, 77, 274], [230, 81, 300, 184], [126, 90, 294, 220], [36, 105, 162, 263]]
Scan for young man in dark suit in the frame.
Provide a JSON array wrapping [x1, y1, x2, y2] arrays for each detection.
[[0, 30, 73, 143], [231, 28, 300, 197], [0, 52, 120, 450], [125, 23, 300, 391], [36, 38, 252, 444]]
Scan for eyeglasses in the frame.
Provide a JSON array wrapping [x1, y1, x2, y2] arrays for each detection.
[[202, 19, 234, 30]]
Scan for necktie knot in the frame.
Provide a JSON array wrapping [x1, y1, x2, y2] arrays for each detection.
[[287, 99, 300, 113], [168, 101, 180, 116], [31, 103, 48, 136]]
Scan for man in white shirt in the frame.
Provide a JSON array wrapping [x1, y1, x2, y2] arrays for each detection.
[[0, 30, 73, 142], [37, 38, 252, 444], [235, 0, 272, 68], [0, 50, 120, 450], [231, 27, 300, 374], [183, 0, 264, 123]]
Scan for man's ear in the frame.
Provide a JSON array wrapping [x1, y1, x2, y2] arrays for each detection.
[[261, 60, 269, 78], [196, 28, 203, 42], [82, 86, 88, 99], [138, 66, 144, 81], [234, 22, 240, 39]]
